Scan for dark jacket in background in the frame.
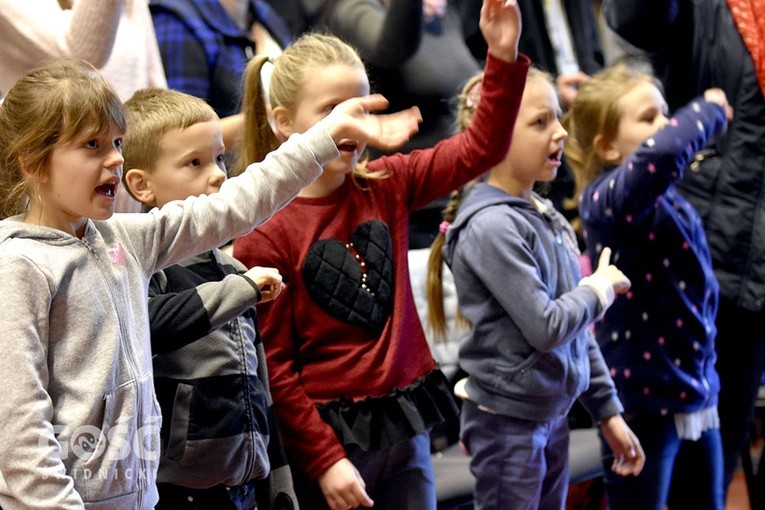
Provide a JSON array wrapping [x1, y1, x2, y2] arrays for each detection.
[[456, 0, 603, 73]]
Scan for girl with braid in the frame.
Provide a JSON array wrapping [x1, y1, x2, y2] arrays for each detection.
[[427, 66, 644, 510]]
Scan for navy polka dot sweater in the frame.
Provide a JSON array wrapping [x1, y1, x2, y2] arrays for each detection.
[[579, 98, 727, 415]]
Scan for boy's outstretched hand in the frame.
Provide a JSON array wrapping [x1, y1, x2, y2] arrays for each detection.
[[480, 0, 521, 63]]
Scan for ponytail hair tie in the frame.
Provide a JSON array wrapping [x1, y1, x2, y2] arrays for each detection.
[[439, 221, 451, 234], [465, 81, 482, 108]]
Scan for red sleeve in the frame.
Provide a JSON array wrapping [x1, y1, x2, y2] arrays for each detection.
[[233, 229, 347, 479], [369, 53, 531, 213]]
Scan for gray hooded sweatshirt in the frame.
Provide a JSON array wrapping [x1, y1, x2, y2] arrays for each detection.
[[443, 183, 623, 422], [0, 126, 336, 509]]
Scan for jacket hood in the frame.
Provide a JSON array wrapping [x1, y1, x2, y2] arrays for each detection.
[[0, 217, 95, 247], [443, 183, 540, 266]]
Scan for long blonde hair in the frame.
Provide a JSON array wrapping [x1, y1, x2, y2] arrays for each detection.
[[233, 32, 388, 185], [0, 59, 124, 218]]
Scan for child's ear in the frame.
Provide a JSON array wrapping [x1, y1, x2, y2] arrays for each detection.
[[18, 154, 48, 183], [271, 105, 293, 140], [594, 134, 622, 164], [123, 168, 156, 207]]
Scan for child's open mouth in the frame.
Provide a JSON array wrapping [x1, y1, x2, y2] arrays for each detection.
[[95, 181, 118, 198], [337, 141, 358, 153], [547, 148, 563, 162]]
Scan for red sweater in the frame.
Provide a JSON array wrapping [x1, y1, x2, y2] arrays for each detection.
[[233, 53, 529, 479]]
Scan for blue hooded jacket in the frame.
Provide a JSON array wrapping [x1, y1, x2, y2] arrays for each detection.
[[443, 184, 622, 422]]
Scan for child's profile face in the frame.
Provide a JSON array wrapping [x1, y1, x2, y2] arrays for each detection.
[[610, 81, 669, 163], [283, 63, 369, 178], [503, 78, 567, 187], [148, 120, 226, 208], [29, 123, 124, 235]]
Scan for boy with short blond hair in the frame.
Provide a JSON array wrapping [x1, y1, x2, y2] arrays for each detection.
[[122, 87, 296, 510]]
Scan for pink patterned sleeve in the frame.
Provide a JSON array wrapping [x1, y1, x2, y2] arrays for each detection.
[[0, 0, 123, 67], [66, 0, 124, 66]]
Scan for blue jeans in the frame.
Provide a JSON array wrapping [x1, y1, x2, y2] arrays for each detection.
[[460, 400, 569, 510], [292, 431, 435, 510], [600, 412, 723, 510]]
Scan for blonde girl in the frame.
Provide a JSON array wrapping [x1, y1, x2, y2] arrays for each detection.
[[428, 66, 644, 510], [231, 1, 530, 508], [565, 59, 730, 510]]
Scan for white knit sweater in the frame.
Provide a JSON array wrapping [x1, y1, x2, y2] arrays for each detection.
[[0, 0, 166, 100]]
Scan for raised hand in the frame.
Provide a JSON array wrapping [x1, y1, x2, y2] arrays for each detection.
[[703, 87, 733, 121], [480, 0, 521, 63], [593, 247, 631, 296]]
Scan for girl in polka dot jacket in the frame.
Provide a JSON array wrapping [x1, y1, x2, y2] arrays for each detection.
[[564, 60, 731, 510]]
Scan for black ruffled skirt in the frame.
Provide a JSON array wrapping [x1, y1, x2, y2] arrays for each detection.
[[316, 369, 459, 451]]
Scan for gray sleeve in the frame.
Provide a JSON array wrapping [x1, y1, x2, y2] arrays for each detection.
[[0, 255, 85, 509], [578, 332, 624, 422], [328, 0, 423, 68]]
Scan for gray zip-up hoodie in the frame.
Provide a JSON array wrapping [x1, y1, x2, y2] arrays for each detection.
[[0, 126, 336, 509], [443, 183, 623, 422]]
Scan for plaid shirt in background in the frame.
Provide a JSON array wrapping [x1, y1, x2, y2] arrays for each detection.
[[150, 0, 292, 118]]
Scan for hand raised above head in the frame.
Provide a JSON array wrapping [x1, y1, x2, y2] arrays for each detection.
[[480, 0, 521, 63]]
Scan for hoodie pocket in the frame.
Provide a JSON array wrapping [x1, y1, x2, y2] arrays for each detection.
[[494, 351, 541, 378], [494, 351, 567, 400], [164, 382, 193, 462], [74, 379, 160, 503]]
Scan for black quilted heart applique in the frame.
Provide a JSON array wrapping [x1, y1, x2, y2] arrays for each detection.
[[302, 220, 394, 336]]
